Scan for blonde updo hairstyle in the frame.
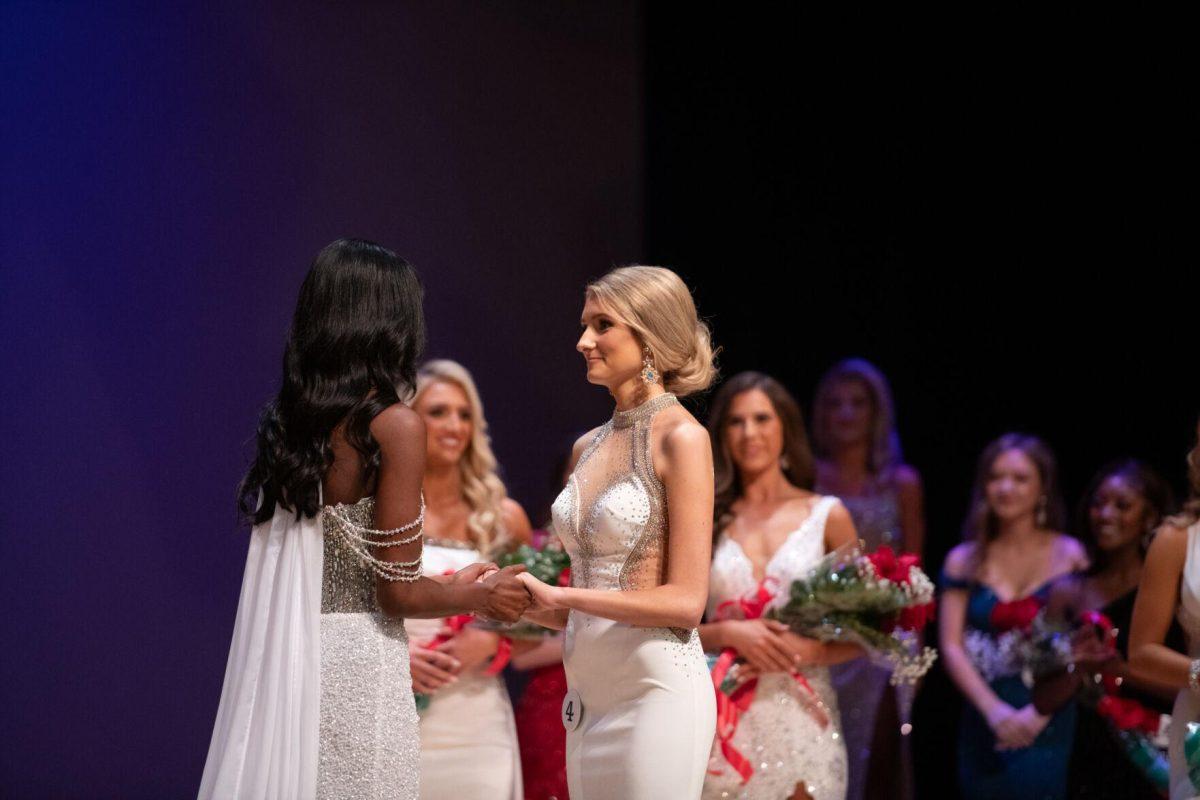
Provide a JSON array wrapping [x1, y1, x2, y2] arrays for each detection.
[[586, 265, 717, 397], [413, 359, 511, 556]]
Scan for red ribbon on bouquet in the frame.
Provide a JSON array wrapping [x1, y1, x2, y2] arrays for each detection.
[[708, 578, 828, 784]]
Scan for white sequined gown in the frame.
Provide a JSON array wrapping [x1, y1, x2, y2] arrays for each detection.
[[703, 496, 848, 800], [318, 497, 420, 800], [404, 541, 522, 800], [1170, 521, 1200, 800], [551, 393, 717, 799]]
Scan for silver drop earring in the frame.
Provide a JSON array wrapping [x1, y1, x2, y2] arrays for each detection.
[[641, 347, 659, 385]]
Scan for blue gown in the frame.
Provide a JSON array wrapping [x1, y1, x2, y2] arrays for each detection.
[[944, 573, 1077, 800]]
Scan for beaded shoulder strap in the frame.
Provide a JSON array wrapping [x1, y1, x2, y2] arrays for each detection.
[[324, 495, 426, 582]]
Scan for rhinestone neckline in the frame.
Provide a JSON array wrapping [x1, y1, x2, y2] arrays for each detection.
[[611, 392, 678, 428]]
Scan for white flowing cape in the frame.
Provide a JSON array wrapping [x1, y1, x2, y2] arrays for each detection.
[[198, 504, 323, 799]]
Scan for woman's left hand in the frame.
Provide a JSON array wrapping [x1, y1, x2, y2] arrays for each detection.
[[778, 626, 826, 668], [517, 572, 565, 612], [436, 626, 501, 673]]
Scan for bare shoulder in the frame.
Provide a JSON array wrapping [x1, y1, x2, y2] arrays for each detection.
[[1052, 533, 1089, 570], [656, 404, 708, 449], [501, 497, 533, 543], [821, 496, 857, 549], [821, 495, 853, 528], [1149, 521, 1192, 559], [944, 541, 978, 580], [368, 403, 425, 453]]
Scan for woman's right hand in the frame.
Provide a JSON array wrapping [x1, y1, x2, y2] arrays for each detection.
[[721, 619, 797, 673], [988, 702, 1048, 750], [476, 564, 531, 623], [410, 646, 461, 694]]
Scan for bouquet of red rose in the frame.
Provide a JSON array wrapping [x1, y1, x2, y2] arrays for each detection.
[[769, 542, 938, 685]]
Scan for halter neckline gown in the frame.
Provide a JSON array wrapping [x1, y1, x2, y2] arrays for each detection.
[[550, 392, 717, 799]]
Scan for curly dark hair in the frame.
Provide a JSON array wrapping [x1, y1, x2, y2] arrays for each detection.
[[1077, 458, 1175, 574], [707, 371, 815, 539], [238, 238, 425, 523]]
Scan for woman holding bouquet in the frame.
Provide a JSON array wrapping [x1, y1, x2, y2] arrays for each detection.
[[515, 265, 718, 799], [701, 371, 862, 800], [406, 359, 533, 800], [1130, 421, 1200, 800], [1065, 459, 1178, 799], [940, 434, 1088, 799]]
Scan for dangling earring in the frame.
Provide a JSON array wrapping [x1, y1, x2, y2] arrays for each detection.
[[1036, 495, 1048, 528], [641, 346, 659, 385], [780, 454, 791, 471]]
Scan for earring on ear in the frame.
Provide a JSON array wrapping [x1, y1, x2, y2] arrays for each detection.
[[1036, 495, 1048, 528], [641, 346, 659, 385], [780, 454, 791, 471]]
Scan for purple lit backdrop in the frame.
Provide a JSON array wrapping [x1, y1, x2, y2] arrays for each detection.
[[0, 4, 640, 796]]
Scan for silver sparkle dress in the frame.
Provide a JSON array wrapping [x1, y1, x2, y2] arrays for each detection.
[[551, 392, 716, 799], [702, 496, 848, 800], [318, 496, 420, 800]]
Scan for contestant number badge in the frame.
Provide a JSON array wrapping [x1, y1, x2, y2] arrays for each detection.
[[561, 688, 583, 731]]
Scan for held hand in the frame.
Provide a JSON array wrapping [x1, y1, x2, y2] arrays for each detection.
[[437, 626, 500, 673], [516, 571, 565, 614], [777, 624, 827, 668], [1071, 627, 1120, 675], [721, 619, 797, 673], [410, 646, 461, 694], [478, 565, 531, 623], [451, 562, 498, 584]]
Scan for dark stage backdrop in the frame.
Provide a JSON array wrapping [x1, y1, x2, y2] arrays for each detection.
[[0, 3, 641, 796], [645, 11, 1195, 799]]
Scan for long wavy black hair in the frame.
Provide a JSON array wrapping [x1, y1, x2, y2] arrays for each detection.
[[239, 238, 425, 523]]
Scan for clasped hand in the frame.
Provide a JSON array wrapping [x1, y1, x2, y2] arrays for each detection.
[[987, 702, 1049, 750], [451, 561, 532, 623], [723, 619, 822, 682]]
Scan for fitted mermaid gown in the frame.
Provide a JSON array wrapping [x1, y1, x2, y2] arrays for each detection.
[[702, 496, 849, 800], [550, 393, 716, 799]]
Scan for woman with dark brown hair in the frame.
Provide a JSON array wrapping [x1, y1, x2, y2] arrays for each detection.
[[1130, 420, 1200, 800], [700, 371, 861, 800], [939, 433, 1088, 800]]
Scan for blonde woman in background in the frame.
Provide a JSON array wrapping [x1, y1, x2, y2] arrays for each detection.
[[811, 358, 925, 800], [518, 265, 719, 798], [406, 359, 533, 800]]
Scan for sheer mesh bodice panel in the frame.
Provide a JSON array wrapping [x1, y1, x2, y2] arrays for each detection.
[[553, 393, 675, 592]]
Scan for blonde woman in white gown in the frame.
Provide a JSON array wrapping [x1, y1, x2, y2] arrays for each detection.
[[517, 266, 719, 799], [700, 372, 860, 800], [406, 360, 532, 800], [199, 239, 530, 800], [1131, 424, 1200, 800]]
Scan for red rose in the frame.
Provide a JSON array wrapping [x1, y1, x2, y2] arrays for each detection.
[[1096, 695, 1161, 734], [867, 545, 923, 585], [989, 596, 1042, 632], [898, 602, 936, 631], [557, 567, 572, 587]]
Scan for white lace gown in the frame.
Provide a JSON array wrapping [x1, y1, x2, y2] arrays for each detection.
[[1170, 521, 1200, 800], [551, 393, 717, 799], [403, 541, 522, 800], [702, 496, 848, 800]]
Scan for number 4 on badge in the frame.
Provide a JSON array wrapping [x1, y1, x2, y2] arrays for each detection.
[[561, 688, 583, 731]]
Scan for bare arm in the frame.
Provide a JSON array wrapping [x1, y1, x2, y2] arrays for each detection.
[[1129, 523, 1191, 689], [894, 465, 926, 559], [519, 417, 713, 629], [939, 545, 1007, 721], [368, 405, 529, 621]]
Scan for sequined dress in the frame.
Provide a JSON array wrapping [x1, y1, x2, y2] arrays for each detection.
[[550, 392, 717, 799], [318, 496, 421, 800], [702, 496, 848, 800], [817, 479, 911, 800]]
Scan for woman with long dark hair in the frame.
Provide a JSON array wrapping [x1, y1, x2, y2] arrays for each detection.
[[515, 265, 718, 798], [939, 433, 1088, 800], [199, 239, 530, 800], [1065, 459, 1178, 799], [699, 371, 860, 800], [1130, 420, 1200, 800], [810, 358, 925, 800]]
